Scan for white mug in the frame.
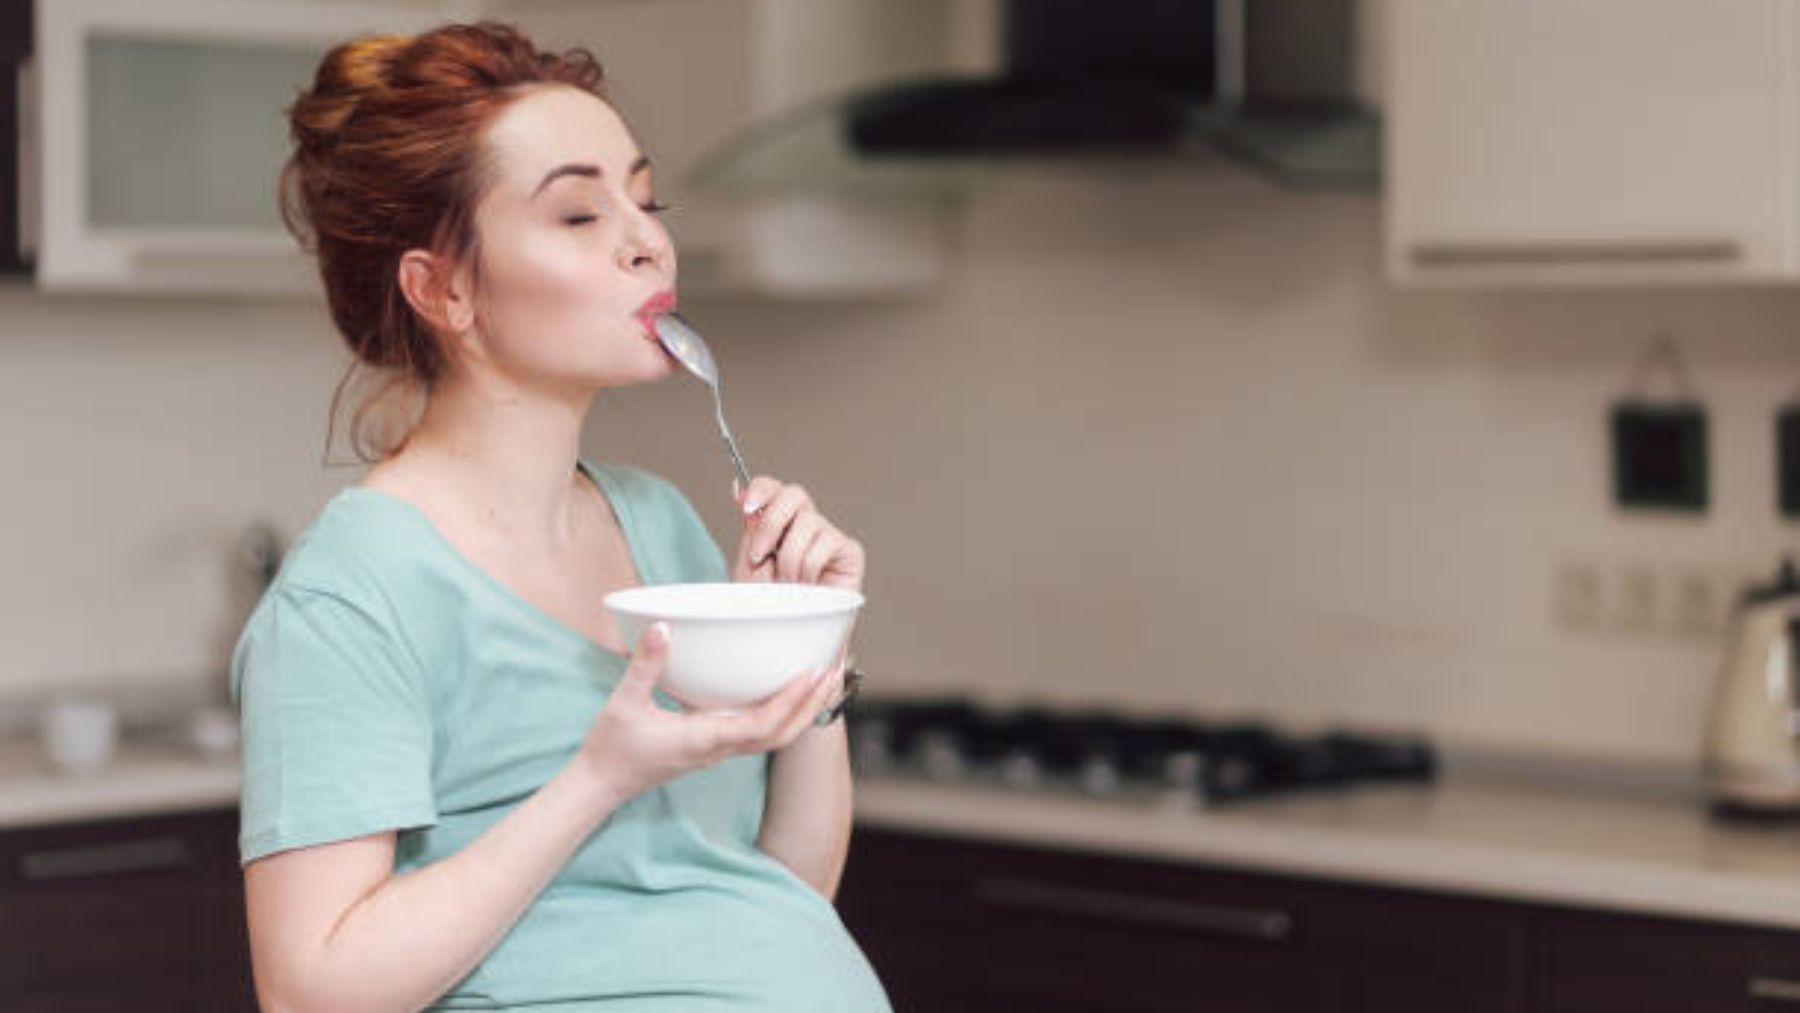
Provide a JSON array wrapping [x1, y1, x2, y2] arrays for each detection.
[[39, 698, 119, 776]]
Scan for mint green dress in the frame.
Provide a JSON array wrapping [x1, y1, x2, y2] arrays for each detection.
[[230, 460, 891, 1011]]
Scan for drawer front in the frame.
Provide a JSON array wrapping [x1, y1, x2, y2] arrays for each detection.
[[1529, 906, 1796, 1013], [10, 977, 258, 1013], [841, 828, 1516, 1013], [0, 808, 251, 998]]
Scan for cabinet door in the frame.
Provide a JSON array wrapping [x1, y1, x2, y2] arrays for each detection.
[[34, 0, 442, 294], [0, 808, 254, 1008], [840, 827, 1524, 1013], [1387, 0, 1800, 287], [841, 829, 1326, 1013], [1528, 906, 1787, 1012], [2, 0, 29, 274]]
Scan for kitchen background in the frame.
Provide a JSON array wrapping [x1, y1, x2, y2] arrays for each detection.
[[3, 0, 1797, 769], [19, 1, 1800, 1010]]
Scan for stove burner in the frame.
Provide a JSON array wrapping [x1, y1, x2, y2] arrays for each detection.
[[847, 697, 1436, 804]]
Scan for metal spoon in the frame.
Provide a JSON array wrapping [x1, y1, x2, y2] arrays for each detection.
[[653, 311, 752, 490]]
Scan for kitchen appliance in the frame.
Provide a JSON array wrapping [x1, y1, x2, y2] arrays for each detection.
[[847, 697, 1435, 805], [1704, 558, 1800, 815], [693, 0, 1378, 198]]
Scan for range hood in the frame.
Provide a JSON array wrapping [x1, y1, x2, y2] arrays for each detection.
[[688, 0, 1379, 207]]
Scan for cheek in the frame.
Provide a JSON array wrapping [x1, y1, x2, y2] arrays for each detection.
[[478, 234, 607, 342], [490, 232, 593, 304]]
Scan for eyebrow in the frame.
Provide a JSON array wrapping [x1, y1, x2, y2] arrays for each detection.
[[532, 155, 652, 198]]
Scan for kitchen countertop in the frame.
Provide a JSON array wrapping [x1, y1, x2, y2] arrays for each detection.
[[9, 733, 1800, 933], [852, 774, 1800, 931], [0, 735, 241, 831]]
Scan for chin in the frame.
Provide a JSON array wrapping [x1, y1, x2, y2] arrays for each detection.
[[586, 348, 679, 389]]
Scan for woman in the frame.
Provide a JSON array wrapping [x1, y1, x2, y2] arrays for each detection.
[[231, 22, 888, 1012]]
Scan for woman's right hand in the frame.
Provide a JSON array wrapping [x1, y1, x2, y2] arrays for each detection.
[[574, 622, 844, 804]]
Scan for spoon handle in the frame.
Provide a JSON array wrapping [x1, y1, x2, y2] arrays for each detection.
[[712, 390, 752, 490]]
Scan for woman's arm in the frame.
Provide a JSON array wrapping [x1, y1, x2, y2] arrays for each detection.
[[246, 761, 620, 1013], [757, 705, 855, 898], [731, 476, 867, 900], [246, 624, 839, 1013]]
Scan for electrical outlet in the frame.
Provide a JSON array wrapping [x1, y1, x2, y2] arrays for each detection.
[[1665, 566, 1723, 637], [1609, 565, 1658, 633], [1552, 559, 1603, 631]]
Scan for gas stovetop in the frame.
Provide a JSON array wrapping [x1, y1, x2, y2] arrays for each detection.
[[845, 697, 1437, 805]]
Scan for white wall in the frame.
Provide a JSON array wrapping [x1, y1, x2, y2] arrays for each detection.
[[601, 170, 1800, 765], [3, 167, 1796, 763], [0, 289, 354, 707]]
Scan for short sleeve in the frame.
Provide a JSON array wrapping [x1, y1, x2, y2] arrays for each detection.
[[230, 583, 438, 864]]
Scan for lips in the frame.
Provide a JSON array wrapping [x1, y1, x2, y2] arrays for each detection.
[[635, 290, 678, 336]]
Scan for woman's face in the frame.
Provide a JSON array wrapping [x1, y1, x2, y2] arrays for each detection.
[[461, 85, 678, 392]]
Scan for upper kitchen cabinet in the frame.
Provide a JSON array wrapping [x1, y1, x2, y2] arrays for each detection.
[[1386, 0, 1800, 288], [29, 0, 445, 296], [494, 0, 956, 298], [1, 0, 29, 275]]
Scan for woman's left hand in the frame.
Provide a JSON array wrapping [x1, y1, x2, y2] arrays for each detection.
[[733, 476, 865, 591]]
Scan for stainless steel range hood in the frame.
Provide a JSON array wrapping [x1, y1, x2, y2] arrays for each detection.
[[687, 0, 1379, 208]]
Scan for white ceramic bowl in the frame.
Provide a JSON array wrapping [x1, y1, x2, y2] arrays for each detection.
[[603, 582, 864, 709]]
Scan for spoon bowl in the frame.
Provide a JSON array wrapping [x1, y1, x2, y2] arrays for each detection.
[[654, 311, 751, 489]]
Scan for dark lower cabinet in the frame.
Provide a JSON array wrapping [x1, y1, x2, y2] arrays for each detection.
[[1530, 907, 1800, 1013], [0, 808, 256, 1011], [10, 810, 1800, 1011], [840, 826, 1800, 1013], [839, 827, 1517, 1013]]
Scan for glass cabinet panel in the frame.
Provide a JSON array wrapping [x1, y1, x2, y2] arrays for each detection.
[[35, 0, 439, 294], [87, 34, 318, 233]]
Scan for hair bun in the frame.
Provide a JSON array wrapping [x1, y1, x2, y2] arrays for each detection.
[[288, 34, 413, 155]]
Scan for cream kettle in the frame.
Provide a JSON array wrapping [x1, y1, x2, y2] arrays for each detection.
[[1704, 558, 1800, 814]]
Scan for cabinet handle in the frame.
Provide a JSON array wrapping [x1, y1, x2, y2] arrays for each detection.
[[1408, 239, 1742, 269], [973, 876, 1293, 942], [18, 835, 191, 882], [1750, 977, 1800, 1003]]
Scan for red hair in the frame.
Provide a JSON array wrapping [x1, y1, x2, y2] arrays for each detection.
[[280, 22, 609, 463]]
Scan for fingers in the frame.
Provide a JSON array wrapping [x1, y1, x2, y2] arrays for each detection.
[[774, 511, 826, 582], [615, 622, 670, 705], [735, 475, 784, 517], [731, 472, 865, 587], [821, 536, 866, 590], [702, 664, 840, 754], [742, 482, 813, 571]]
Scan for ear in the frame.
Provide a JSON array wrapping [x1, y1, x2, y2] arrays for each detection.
[[396, 248, 477, 339]]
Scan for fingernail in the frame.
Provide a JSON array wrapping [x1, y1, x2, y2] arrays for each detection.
[[648, 622, 669, 646]]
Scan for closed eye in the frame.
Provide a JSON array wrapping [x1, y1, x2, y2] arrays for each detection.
[[564, 202, 671, 226]]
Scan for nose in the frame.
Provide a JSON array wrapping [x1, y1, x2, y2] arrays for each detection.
[[619, 210, 673, 276]]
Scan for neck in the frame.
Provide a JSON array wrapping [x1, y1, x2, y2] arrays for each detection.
[[401, 368, 596, 554]]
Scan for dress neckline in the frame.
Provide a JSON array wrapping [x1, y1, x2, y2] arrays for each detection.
[[339, 459, 643, 662]]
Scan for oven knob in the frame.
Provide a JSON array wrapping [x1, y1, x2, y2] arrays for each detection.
[[1000, 753, 1043, 790], [1078, 758, 1123, 797], [918, 731, 966, 781]]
